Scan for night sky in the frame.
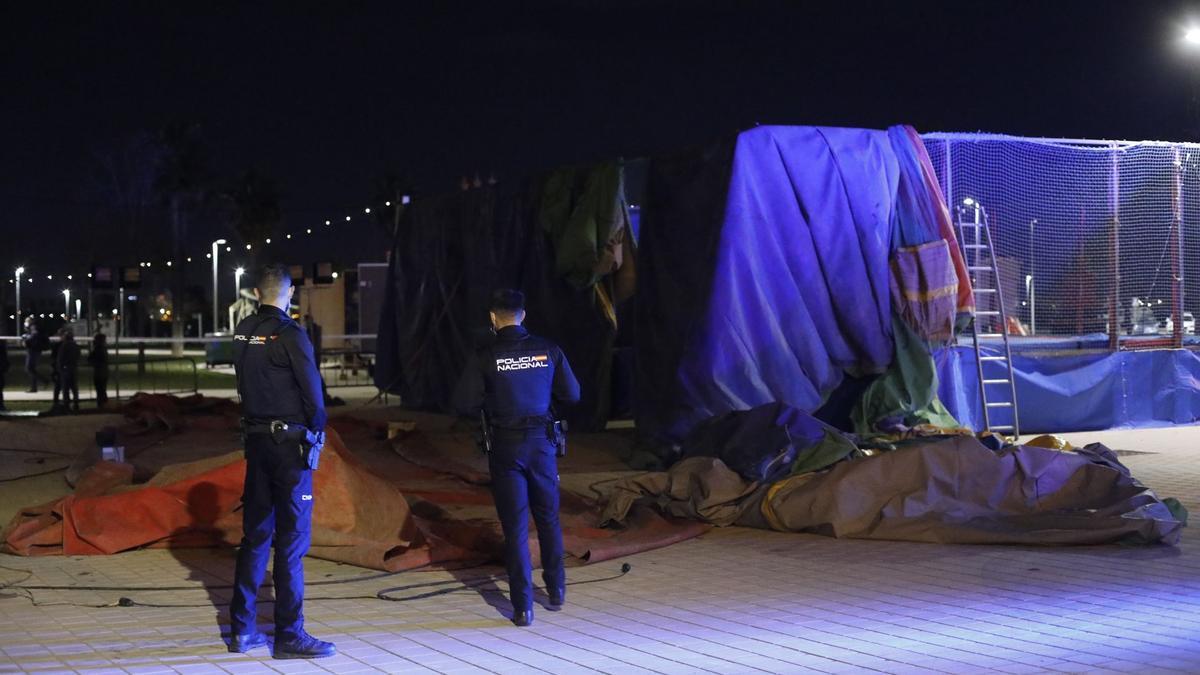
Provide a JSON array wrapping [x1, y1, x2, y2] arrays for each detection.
[[2, 1, 1198, 305]]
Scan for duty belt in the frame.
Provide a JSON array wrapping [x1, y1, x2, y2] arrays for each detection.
[[491, 427, 551, 441], [242, 419, 306, 437]]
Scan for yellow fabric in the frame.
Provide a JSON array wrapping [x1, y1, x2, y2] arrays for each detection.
[[760, 474, 814, 531], [1026, 434, 1075, 451], [900, 284, 958, 302]]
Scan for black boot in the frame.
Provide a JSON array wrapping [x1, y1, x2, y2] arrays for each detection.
[[512, 608, 534, 627], [228, 632, 268, 653], [274, 631, 336, 660], [548, 586, 565, 610]]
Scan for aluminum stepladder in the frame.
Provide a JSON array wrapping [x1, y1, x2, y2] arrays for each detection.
[[956, 200, 1020, 438]]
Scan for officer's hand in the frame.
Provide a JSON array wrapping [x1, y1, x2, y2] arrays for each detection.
[[305, 429, 326, 452], [303, 429, 327, 470]]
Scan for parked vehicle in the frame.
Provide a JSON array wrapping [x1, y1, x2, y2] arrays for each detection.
[[1158, 312, 1196, 336]]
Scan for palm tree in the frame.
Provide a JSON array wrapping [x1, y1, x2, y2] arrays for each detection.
[[154, 122, 209, 356], [224, 168, 282, 251]]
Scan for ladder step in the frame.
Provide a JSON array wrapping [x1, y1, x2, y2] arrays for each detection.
[[975, 310, 1001, 316], [968, 266, 993, 272], [988, 425, 1015, 431], [983, 379, 1011, 384], [974, 288, 996, 293], [964, 244, 988, 249], [980, 356, 1007, 361], [986, 402, 1014, 408], [977, 332, 1004, 338]]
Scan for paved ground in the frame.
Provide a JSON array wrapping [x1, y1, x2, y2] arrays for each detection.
[[1, 424, 1197, 674]]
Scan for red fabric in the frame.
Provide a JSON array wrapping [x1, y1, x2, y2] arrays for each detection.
[[904, 125, 975, 315]]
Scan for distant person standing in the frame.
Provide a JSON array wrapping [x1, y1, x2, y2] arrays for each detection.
[[302, 313, 340, 406], [88, 332, 109, 408], [20, 318, 49, 392], [0, 338, 9, 411], [49, 330, 63, 410], [57, 329, 81, 413]]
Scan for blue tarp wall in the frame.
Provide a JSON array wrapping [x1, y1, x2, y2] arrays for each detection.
[[938, 345, 1200, 432]]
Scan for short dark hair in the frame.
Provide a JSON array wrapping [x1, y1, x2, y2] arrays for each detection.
[[257, 263, 292, 297], [490, 289, 525, 313]]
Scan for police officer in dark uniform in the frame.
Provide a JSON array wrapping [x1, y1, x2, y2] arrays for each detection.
[[453, 289, 580, 627], [228, 264, 335, 659]]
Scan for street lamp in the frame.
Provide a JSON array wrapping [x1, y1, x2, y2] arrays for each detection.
[[14, 267, 23, 333], [63, 289, 71, 321], [211, 239, 227, 333], [235, 266, 245, 295]]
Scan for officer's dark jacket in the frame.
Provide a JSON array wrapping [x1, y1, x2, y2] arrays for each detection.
[[233, 305, 327, 431], [452, 325, 580, 427]]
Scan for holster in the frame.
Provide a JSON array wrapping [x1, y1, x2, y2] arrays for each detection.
[[478, 410, 493, 455], [549, 419, 568, 458]]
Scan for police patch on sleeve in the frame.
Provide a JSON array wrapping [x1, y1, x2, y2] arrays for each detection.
[[496, 354, 550, 371]]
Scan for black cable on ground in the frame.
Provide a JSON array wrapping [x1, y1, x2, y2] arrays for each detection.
[[0, 560, 485, 592], [0, 562, 633, 609], [0, 465, 69, 483]]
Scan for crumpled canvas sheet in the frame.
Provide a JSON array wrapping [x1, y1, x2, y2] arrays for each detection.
[[0, 429, 439, 571], [603, 436, 1184, 546], [390, 427, 709, 565], [2, 396, 708, 571]]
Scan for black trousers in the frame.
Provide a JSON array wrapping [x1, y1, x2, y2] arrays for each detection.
[[60, 371, 79, 408], [25, 351, 46, 391], [94, 373, 108, 406], [488, 434, 565, 613], [229, 433, 313, 641]]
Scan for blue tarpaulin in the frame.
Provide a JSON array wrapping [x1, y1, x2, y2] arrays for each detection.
[[660, 126, 899, 439], [637, 125, 972, 440], [937, 345, 1200, 432]]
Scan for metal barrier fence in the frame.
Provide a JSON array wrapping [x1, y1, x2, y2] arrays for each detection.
[[317, 349, 376, 388], [199, 334, 376, 389], [0, 334, 375, 407], [111, 356, 199, 398], [0, 345, 199, 403]]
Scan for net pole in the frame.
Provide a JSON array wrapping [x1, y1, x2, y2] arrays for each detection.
[[1108, 145, 1120, 351], [1029, 219, 1036, 335], [1173, 146, 1184, 348], [944, 140, 953, 212]]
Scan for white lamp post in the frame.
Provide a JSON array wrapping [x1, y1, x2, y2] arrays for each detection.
[[235, 266, 245, 295], [14, 267, 23, 333], [63, 289, 71, 320], [211, 239, 227, 332]]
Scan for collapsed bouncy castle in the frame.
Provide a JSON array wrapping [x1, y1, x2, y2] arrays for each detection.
[[1, 126, 1187, 568]]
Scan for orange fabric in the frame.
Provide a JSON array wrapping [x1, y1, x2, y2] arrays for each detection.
[[2, 396, 705, 571], [4, 428, 425, 570]]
